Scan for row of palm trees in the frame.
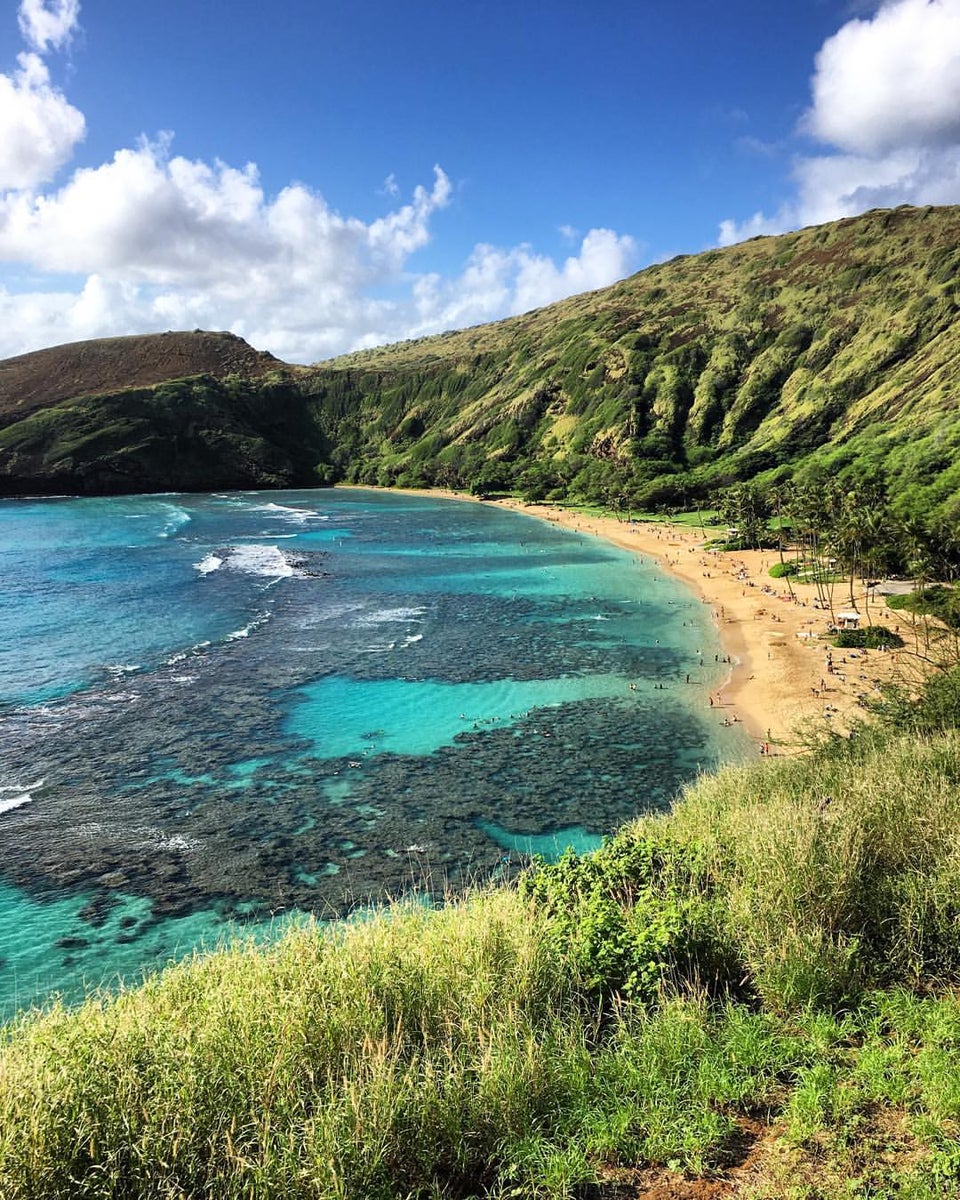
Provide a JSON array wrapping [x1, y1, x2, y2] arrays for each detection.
[[714, 480, 960, 663]]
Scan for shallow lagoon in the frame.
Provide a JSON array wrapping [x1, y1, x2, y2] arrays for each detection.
[[0, 488, 749, 1017]]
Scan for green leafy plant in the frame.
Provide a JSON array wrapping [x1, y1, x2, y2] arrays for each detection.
[[832, 624, 904, 648], [519, 833, 740, 1007]]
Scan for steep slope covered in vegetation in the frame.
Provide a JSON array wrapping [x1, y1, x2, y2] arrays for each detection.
[[312, 204, 960, 522], [1, 205, 959, 518]]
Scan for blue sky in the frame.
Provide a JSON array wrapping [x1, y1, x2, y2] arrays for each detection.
[[1, 0, 959, 362]]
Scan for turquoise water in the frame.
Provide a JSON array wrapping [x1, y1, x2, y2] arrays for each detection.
[[285, 674, 633, 758], [0, 488, 749, 1019]]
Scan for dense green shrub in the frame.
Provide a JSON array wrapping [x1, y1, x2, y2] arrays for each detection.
[[769, 561, 798, 578], [660, 727, 960, 1008], [871, 661, 960, 736], [831, 624, 904, 649], [519, 832, 742, 1007]]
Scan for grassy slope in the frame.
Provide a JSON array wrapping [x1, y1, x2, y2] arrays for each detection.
[[3, 721, 960, 1198], [309, 204, 960, 520], [2, 205, 960, 517]]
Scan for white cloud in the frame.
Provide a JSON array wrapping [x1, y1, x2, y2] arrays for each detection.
[[803, 0, 960, 155], [0, 143, 457, 358], [0, 4, 639, 364], [18, 0, 80, 54], [0, 52, 85, 189], [406, 229, 640, 338], [0, 134, 637, 361], [514, 228, 640, 311], [720, 0, 960, 244]]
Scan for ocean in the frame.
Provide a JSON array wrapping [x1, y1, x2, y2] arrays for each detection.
[[0, 488, 749, 1018]]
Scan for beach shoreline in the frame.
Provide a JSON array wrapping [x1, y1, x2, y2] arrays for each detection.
[[354, 485, 908, 748]]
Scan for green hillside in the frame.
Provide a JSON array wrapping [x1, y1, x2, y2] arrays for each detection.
[[311, 204, 960, 521], [2, 204, 960, 522]]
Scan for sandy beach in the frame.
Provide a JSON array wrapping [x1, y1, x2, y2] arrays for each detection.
[[492, 500, 915, 749], [374, 486, 912, 750]]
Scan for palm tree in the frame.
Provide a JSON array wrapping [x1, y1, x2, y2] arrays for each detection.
[[898, 516, 936, 658], [828, 485, 887, 614], [769, 482, 796, 598], [788, 481, 833, 614], [717, 482, 770, 551]]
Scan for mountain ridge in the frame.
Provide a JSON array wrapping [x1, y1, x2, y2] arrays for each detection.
[[0, 330, 284, 424], [1, 204, 959, 518]]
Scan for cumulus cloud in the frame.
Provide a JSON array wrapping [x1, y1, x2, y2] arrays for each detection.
[[0, 2, 639, 362], [0, 144, 458, 359], [0, 135, 636, 361], [18, 0, 80, 53], [0, 138, 443, 285], [803, 0, 960, 155], [405, 229, 640, 338], [719, 0, 960, 244], [0, 52, 85, 188]]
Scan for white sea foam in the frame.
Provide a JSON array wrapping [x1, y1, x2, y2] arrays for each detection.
[[164, 640, 212, 670], [194, 554, 223, 575], [356, 606, 426, 626], [0, 779, 43, 814], [158, 504, 192, 538], [402, 633, 424, 646], [162, 833, 201, 853], [363, 641, 397, 654], [228, 544, 306, 578], [0, 794, 32, 814], [130, 827, 202, 854], [196, 544, 305, 580], [227, 611, 271, 640], [255, 502, 328, 524], [296, 601, 364, 627]]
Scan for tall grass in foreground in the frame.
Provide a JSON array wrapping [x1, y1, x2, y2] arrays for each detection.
[[0, 891, 589, 1198], [3, 727, 960, 1197], [657, 726, 960, 1008]]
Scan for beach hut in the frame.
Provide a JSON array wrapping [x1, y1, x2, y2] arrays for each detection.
[[836, 611, 860, 630]]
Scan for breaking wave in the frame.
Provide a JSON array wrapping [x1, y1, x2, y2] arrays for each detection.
[[255, 502, 329, 525], [194, 545, 307, 580], [0, 779, 43, 815]]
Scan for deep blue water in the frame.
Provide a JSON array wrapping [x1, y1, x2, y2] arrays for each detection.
[[0, 488, 749, 1018]]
